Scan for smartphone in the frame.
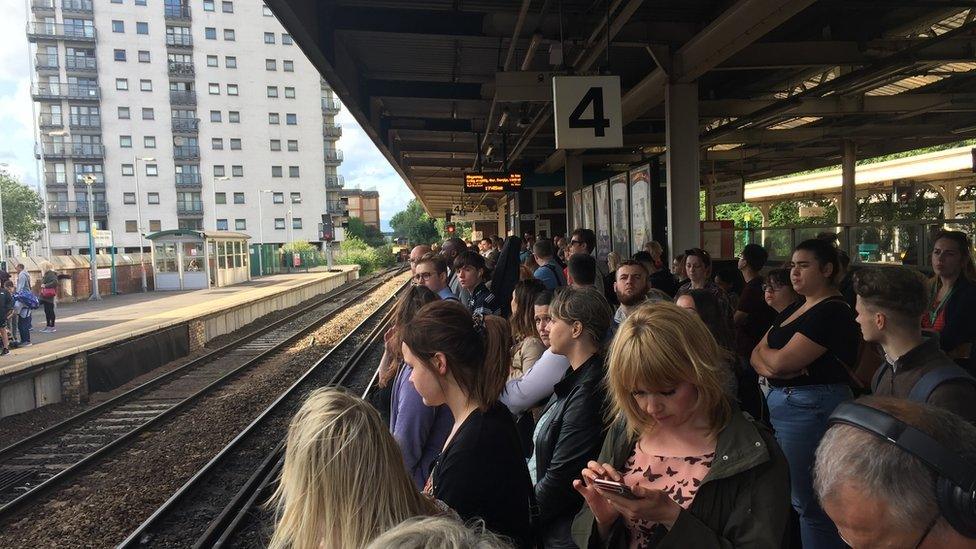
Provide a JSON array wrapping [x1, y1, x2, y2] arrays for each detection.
[[591, 478, 641, 500]]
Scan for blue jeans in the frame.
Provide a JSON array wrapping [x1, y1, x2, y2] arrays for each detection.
[[18, 313, 31, 344], [767, 384, 851, 549]]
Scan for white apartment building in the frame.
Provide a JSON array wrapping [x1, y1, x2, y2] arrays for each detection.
[[27, 0, 344, 255]]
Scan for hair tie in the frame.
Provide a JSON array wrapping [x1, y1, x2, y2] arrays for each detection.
[[471, 313, 487, 339]]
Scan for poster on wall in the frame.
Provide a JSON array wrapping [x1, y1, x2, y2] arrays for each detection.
[[629, 164, 652, 255], [582, 185, 595, 231], [594, 180, 611, 262], [609, 172, 630, 258], [571, 190, 582, 232]]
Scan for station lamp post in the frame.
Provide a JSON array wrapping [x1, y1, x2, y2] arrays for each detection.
[[134, 156, 155, 292], [211, 175, 230, 231], [82, 173, 100, 300]]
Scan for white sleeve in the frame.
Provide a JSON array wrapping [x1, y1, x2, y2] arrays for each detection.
[[500, 349, 570, 415]]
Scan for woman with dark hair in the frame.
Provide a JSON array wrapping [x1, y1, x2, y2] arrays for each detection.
[[509, 278, 547, 379], [676, 289, 741, 400], [764, 268, 800, 314], [674, 248, 733, 320], [925, 230, 976, 360], [490, 236, 523, 318], [751, 238, 859, 549]]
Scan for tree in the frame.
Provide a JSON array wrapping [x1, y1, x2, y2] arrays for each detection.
[[390, 199, 439, 245], [345, 216, 386, 247], [0, 172, 45, 250]]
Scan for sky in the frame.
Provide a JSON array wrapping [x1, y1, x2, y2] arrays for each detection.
[[0, 0, 414, 232]]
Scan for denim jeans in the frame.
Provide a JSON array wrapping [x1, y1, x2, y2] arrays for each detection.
[[18, 313, 31, 344], [767, 384, 851, 549]]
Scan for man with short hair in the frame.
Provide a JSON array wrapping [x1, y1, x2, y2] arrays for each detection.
[[414, 254, 457, 301], [566, 229, 606, 294], [613, 260, 651, 324], [441, 237, 467, 297], [407, 245, 431, 275], [815, 396, 976, 548], [532, 239, 566, 290], [855, 267, 976, 424], [567, 253, 597, 288]]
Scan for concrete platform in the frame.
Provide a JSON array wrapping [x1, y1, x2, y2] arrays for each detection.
[[0, 266, 359, 418]]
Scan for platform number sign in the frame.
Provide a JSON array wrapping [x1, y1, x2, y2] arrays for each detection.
[[553, 75, 623, 149]]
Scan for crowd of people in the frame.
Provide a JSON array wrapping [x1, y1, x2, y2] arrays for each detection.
[[0, 262, 61, 354], [270, 229, 976, 549]]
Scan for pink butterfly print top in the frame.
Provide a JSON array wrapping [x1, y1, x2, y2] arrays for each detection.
[[620, 443, 714, 549]]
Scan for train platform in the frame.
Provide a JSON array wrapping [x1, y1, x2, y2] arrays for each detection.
[[0, 266, 359, 418]]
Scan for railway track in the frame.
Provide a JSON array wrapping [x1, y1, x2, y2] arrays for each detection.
[[118, 278, 403, 548], [0, 267, 405, 522]]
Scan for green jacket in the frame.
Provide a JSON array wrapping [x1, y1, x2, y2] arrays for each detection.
[[571, 410, 791, 549]]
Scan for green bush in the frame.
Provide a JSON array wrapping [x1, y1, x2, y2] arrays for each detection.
[[281, 240, 317, 253], [336, 237, 395, 274]]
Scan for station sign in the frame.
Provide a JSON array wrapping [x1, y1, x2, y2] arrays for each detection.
[[956, 200, 975, 215], [464, 172, 523, 194], [452, 211, 500, 222], [706, 175, 744, 205], [799, 205, 825, 218], [553, 75, 623, 149], [92, 229, 113, 248]]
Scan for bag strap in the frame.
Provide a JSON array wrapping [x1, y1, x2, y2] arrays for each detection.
[[871, 361, 891, 393], [908, 365, 976, 403], [543, 263, 564, 287]]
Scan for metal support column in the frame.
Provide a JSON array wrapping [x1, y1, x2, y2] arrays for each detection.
[[564, 155, 583, 232], [840, 140, 857, 225], [665, 81, 701, 262]]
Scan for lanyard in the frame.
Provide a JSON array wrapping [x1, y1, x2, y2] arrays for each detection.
[[928, 281, 954, 326]]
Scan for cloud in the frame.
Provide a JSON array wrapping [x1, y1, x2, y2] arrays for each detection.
[[0, 0, 40, 187]]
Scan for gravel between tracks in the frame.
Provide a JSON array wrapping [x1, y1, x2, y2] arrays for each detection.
[[0, 272, 409, 548]]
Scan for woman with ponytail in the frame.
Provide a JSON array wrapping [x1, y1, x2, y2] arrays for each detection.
[[401, 300, 534, 547]]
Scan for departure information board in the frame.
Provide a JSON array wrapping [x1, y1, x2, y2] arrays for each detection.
[[464, 173, 523, 193]]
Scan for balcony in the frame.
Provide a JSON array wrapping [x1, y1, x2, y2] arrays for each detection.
[[321, 98, 341, 114], [326, 175, 345, 189], [38, 114, 64, 128], [39, 142, 104, 160], [167, 60, 194, 78], [35, 54, 58, 70], [327, 200, 349, 216], [173, 145, 200, 160], [72, 175, 104, 188], [165, 33, 193, 48], [176, 201, 204, 216], [164, 4, 191, 22], [31, 81, 99, 101], [43, 172, 68, 188], [69, 114, 101, 129], [175, 172, 202, 187], [48, 200, 108, 217], [323, 149, 343, 165], [31, 0, 55, 10], [169, 90, 196, 105], [64, 56, 97, 72], [322, 124, 342, 139], [27, 22, 96, 42], [61, 0, 93, 13], [171, 117, 199, 133]]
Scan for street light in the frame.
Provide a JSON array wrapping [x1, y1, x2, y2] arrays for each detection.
[[81, 173, 100, 300], [211, 175, 230, 231], [134, 156, 155, 292], [256, 189, 272, 276]]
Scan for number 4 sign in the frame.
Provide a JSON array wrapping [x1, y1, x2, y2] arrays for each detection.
[[553, 75, 623, 150]]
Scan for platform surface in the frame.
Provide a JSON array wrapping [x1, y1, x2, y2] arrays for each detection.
[[0, 267, 357, 378]]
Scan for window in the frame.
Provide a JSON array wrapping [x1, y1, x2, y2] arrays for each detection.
[[123, 192, 136, 204], [228, 111, 240, 123], [112, 20, 124, 33], [282, 33, 293, 45], [210, 110, 221, 122], [272, 192, 284, 203], [263, 5, 273, 16], [121, 164, 135, 176], [215, 192, 227, 204], [288, 166, 300, 178], [136, 22, 148, 35], [292, 217, 302, 229], [209, 83, 220, 95], [268, 112, 279, 124], [116, 78, 129, 90], [205, 27, 216, 40], [139, 79, 152, 91], [142, 107, 154, 120], [274, 218, 285, 229], [53, 219, 70, 234], [231, 165, 243, 176], [265, 59, 276, 71], [78, 219, 90, 233], [285, 113, 297, 125], [225, 56, 237, 68], [290, 192, 301, 203], [144, 136, 156, 148], [213, 164, 225, 176], [223, 29, 235, 41], [126, 220, 138, 233], [114, 49, 126, 61], [120, 135, 132, 148], [149, 220, 161, 232], [264, 32, 275, 44], [118, 106, 130, 119], [267, 86, 278, 98], [271, 166, 282, 177], [284, 87, 295, 98], [230, 138, 241, 150], [111, 0, 122, 3], [222, 1, 233, 13], [138, 50, 150, 62], [270, 139, 281, 151], [203, 0, 214, 11], [146, 164, 158, 176], [287, 139, 298, 151], [283, 60, 294, 72], [216, 219, 228, 231], [206, 55, 218, 67], [233, 192, 244, 204], [212, 138, 223, 150], [235, 218, 246, 230], [148, 192, 160, 204], [227, 84, 238, 96]]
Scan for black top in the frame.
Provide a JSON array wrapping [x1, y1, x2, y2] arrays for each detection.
[[735, 277, 776, 361], [939, 276, 976, 357], [431, 401, 533, 547], [765, 296, 860, 388]]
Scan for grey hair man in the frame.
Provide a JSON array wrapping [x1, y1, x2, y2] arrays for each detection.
[[814, 396, 976, 548], [407, 245, 431, 275]]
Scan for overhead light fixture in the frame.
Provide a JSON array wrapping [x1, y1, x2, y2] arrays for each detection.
[[554, 190, 564, 197]]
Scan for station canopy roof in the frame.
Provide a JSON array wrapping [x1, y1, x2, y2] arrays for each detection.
[[266, 0, 976, 214]]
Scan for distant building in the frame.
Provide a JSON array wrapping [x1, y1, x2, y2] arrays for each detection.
[[339, 189, 379, 229]]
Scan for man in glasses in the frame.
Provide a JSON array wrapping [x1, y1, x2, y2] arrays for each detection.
[[566, 229, 607, 296], [413, 254, 457, 302], [407, 245, 431, 275]]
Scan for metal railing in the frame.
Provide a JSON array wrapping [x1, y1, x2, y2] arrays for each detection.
[[165, 33, 193, 47], [64, 56, 97, 71], [31, 82, 99, 100], [176, 201, 204, 215], [326, 175, 345, 188], [30, 0, 55, 10], [171, 117, 199, 133], [48, 200, 108, 216], [27, 22, 96, 41], [173, 145, 200, 159], [175, 172, 202, 187], [43, 172, 68, 187], [322, 124, 342, 138], [69, 114, 100, 128], [39, 142, 104, 158], [169, 90, 196, 105], [61, 0, 93, 12], [323, 149, 343, 164], [35, 54, 58, 70], [164, 4, 191, 20], [321, 98, 341, 113], [38, 113, 63, 127], [167, 60, 194, 77], [72, 174, 104, 187]]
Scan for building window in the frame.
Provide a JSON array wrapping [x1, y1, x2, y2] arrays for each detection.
[[144, 136, 156, 148], [267, 86, 278, 98], [126, 220, 138, 233], [215, 192, 226, 204], [283, 60, 294, 72], [120, 135, 132, 148], [274, 218, 285, 229], [290, 192, 301, 203], [264, 32, 275, 44], [142, 107, 154, 120], [123, 192, 136, 204], [268, 112, 279, 124], [116, 78, 129, 90], [222, 1, 233, 13], [114, 49, 126, 61], [214, 164, 226, 176], [265, 59, 276, 71], [233, 192, 245, 204], [235, 218, 246, 230], [53, 219, 70, 234], [287, 139, 298, 151], [148, 192, 160, 204], [206, 55, 218, 67], [227, 84, 238, 96], [205, 27, 216, 40], [292, 217, 302, 229], [210, 110, 221, 122], [146, 164, 158, 176], [231, 165, 243, 176], [112, 20, 124, 33], [271, 166, 282, 177], [270, 139, 281, 151], [272, 192, 284, 203], [118, 107, 130, 119], [216, 219, 228, 231], [121, 164, 135, 176], [282, 33, 293, 45], [136, 0, 146, 5], [230, 138, 241, 150], [209, 83, 220, 95], [285, 113, 297, 125], [78, 219, 90, 233], [136, 22, 148, 35], [138, 50, 150, 62], [212, 138, 223, 150], [203, 0, 214, 11], [225, 56, 237, 68], [223, 29, 235, 41], [288, 166, 299, 178], [139, 79, 152, 91], [263, 5, 273, 16], [149, 220, 161, 231], [284, 87, 295, 98], [228, 111, 240, 123]]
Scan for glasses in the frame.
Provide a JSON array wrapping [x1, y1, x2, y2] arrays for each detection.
[[413, 272, 435, 281]]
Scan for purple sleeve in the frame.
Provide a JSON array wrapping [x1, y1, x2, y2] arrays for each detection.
[[391, 366, 451, 488]]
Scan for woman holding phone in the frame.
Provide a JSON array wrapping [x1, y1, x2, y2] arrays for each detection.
[[572, 303, 790, 548]]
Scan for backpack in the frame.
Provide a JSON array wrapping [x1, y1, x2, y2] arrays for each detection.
[[871, 362, 976, 403], [541, 263, 565, 287], [14, 290, 39, 310]]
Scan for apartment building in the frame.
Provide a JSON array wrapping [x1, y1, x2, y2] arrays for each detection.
[[338, 188, 380, 229], [27, 0, 343, 255]]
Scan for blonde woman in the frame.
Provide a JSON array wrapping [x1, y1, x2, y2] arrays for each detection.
[[268, 388, 436, 549], [366, 517, 512, 549], [572, 302, 790, 548]]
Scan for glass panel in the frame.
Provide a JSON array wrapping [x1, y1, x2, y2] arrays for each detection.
[[183, 241, 204, 272], [218, 241, 227, 269], [760, 228, 794, 265], [154, 243, 177, 272], [233, 241, 242, 267]]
